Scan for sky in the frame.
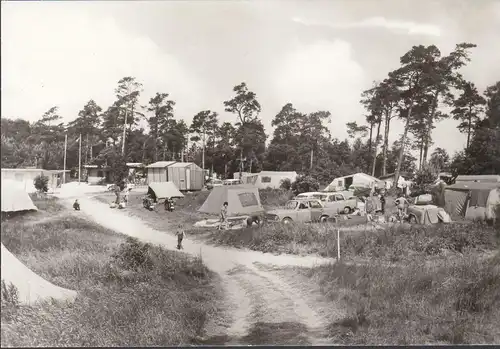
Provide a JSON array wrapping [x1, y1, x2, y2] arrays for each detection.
[[2, 0, 500, 158]]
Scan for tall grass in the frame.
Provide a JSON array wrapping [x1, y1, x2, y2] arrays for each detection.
[[205, 221, 499, 259], [1, 214, 221, 346], [308, 252, 500, 344]]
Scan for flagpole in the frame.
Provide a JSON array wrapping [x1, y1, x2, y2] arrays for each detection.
[[78, 134, 82, 185], [63, 134, 68, 184]]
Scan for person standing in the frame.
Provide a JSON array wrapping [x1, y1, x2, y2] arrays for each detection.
[[175, 225, 185, 250], [219, 201, 228, 230], [379, 189, 386, 214]]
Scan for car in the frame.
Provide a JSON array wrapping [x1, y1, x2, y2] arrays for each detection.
[[295, 191, 358, 214], [206, 179, 223, 190], [265, 198, 332, 224], [223, 179, 242, 186]]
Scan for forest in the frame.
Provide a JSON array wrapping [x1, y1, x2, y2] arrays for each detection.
[[2, 42, 499, 185]]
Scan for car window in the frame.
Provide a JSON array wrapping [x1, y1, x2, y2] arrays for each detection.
[[309, 201, 322, 209], [328, 195, 336, 202], [334, 194, 344, 201], [285, 201, 298, 210], [298, 202, 308, 209]]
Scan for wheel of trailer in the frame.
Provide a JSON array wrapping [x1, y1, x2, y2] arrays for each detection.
[[320, 215, 329, 223], [343, 206, 351, 214], [282, 217, 292, 225]]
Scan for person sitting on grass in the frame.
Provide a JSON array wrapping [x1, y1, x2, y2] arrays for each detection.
[[175, 225, 185, 250], [73, 199, 80, 211], [219, 201, 229, 230]]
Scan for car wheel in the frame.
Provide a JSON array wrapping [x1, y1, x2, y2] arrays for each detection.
[[282, 217, 292, 225], [409, 215, 417, 224], [320, 215, 329, 223], [343, 207, 351, 214]]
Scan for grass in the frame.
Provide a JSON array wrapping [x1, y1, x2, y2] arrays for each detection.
[[0, 197, 223, 347], [201, 220, 499, 259], [303, 251, 500, 344]]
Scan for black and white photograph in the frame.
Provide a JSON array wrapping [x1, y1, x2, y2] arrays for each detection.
[[1, 0, 499, 346]]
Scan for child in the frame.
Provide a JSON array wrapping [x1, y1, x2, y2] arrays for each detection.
[[395, 195, 409, 221], [73, 199, 80, 211], [175, 225, 185, 250], [123, 188, 131, 203]]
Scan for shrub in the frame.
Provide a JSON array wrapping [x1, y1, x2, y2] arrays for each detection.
[[34, 174, 49, 193], [280, 178, 292, 191], [291, 175, 320, 196], [1, 280, 20, 322]]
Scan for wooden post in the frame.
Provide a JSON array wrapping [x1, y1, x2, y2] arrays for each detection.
[[337, 229, 340, 261]]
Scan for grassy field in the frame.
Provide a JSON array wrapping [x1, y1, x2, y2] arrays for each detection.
[[1, 196, 223, 347], [299, 250, 500, 344]]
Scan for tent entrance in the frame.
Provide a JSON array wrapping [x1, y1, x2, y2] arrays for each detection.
[[345, 176, 353, 190]]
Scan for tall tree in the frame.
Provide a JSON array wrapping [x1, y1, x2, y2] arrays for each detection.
[[147, 92, 175, 161], [113, 77, 144, 155], [429, 147, 450, 174], [223, 82, 262, 175], [451, 81, 487, 149], [190, 110, 219, 171], [68, 100, 102, 164]]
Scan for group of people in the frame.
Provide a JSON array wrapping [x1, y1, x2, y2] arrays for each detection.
[[350, 188, 410, 223]]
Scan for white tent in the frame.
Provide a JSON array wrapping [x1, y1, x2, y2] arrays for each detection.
[[325, 173, 383, 192], [1, 180, 38, 212], [1, 244, 77, 305]]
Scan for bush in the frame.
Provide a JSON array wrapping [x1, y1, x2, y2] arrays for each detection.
[[291, 175, 320, 196], [280, 178, 292, 191], [34, 174, 49, 193], [1, 280, 20, 321]]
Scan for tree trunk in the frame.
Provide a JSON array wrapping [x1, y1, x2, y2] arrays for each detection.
[[310, 149, 314, 170], [368, 122, 373, 173], [418, 140, 423, 170], [239, 148, 243, 180], [202, 132, 206, 171], [371, 120, 382, 176], [422, 91, 440, 166], [467, 106, 472, 150], [394, 104, 414, 191], [382, 110, 391, 177], [85, 133, 90, 165]]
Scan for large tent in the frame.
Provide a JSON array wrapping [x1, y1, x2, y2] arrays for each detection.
[[1, 244, 77, 305], [1, 179, 38, 213], [198, 184, 264, 217], [147, 182, 184, 201], [444, 182, 500, 221]]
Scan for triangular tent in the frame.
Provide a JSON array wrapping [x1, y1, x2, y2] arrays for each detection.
[[1, 243, 77, 305], [198, 184, 264, 216], [147, 182, 184, 201], [1, 180, 38, 212]]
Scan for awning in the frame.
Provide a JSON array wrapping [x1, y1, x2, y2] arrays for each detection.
[[147, 182, 184, 200]]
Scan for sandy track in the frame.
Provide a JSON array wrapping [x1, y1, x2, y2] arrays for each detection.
[[61, 196, 336, 344]]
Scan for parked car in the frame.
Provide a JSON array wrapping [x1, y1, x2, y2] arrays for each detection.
[[223, 179, 242, 186], [206, 179, 223, 190], [265, 198, 333, 224], [295, 191, 358, 214]]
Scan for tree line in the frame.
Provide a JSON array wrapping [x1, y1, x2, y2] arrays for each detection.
[[2, 42, 499, 185]]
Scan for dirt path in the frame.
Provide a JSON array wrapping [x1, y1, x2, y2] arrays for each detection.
[[61, 196, 338, 345]]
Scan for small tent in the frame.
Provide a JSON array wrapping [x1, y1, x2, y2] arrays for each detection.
[[198, 184, 264, 217], [1, 244, 77, 305], [1, 180, 38, 213], [147, 182, 184, 201], [444, 182, 500, 221]]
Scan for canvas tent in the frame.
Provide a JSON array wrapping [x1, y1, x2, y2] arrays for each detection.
[[444, 182, 500, 221], [1, 243, 77, 305], [325, 173, 383, 192], [1, 180, 38, 213], [198, 184, 264, 217], [147, 182, 184, 201], [407, 205, 450, 225]]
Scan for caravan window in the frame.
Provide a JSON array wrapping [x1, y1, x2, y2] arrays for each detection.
[[238, 192, 258, 207], [261, 176, 271, 183], [338, 180, 342, 187]]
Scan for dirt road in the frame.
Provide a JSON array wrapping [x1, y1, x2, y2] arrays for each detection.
[[61, 195, 339, 344]]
